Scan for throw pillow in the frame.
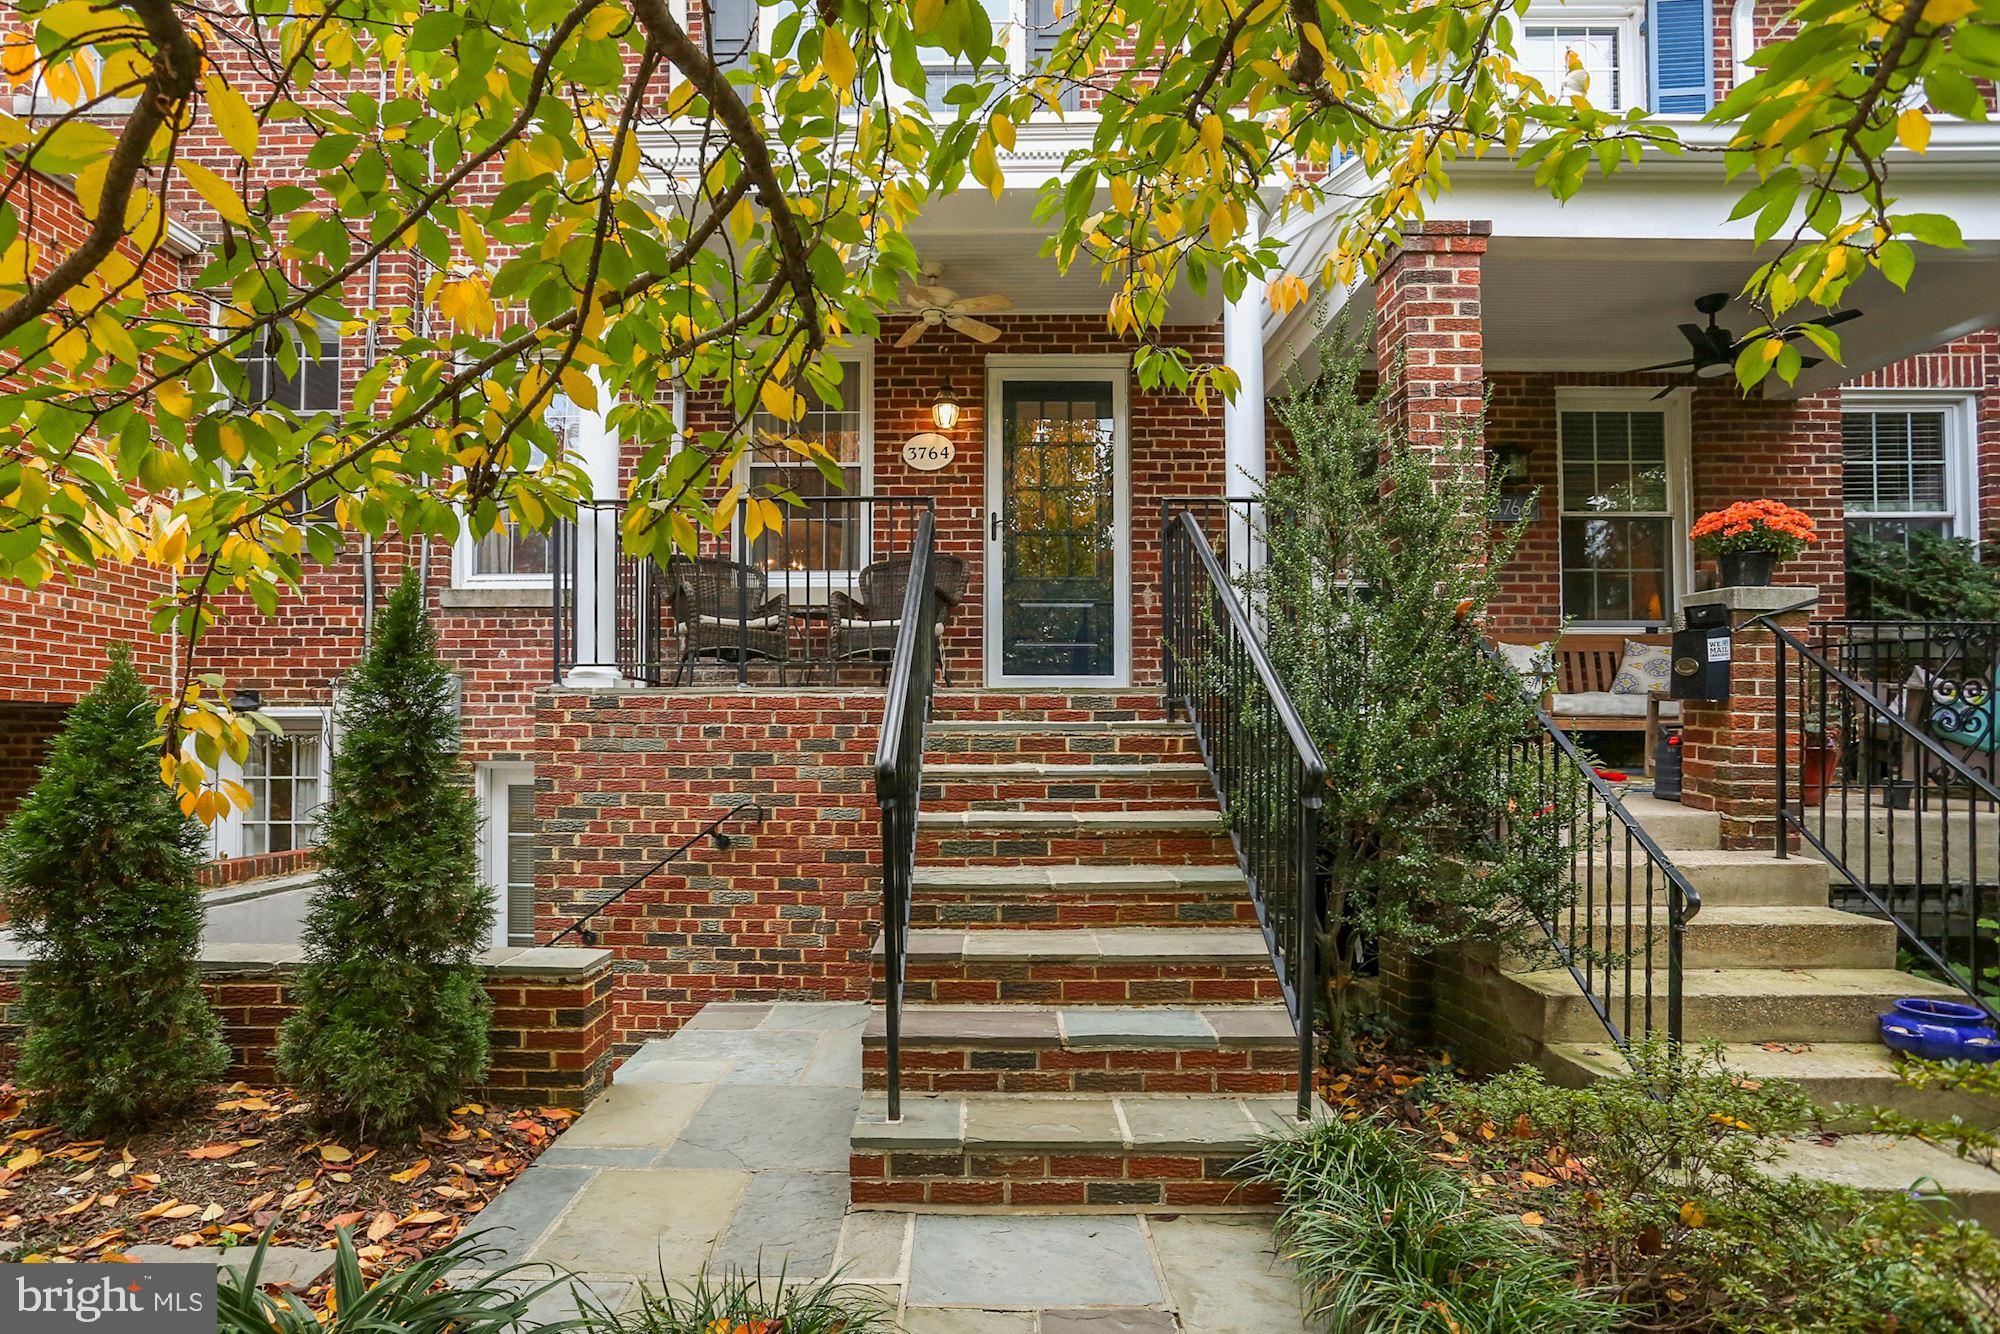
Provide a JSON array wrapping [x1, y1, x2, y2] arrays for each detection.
[[1498, 640, 1555, 685], [1610, 639, 1671, 695]]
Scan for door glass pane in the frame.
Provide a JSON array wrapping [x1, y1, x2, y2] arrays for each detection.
[[505, 779, 535, 946], [1000, 380, 1117, 677]]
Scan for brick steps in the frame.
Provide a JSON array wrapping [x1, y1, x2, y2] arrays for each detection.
[[925, 719, 1201, 764], [910, 863, 1252, 929], [882, 929, 1283, 1006], [916, 808, 1235, 865], [921, 761, 1216, 812], [930, 692, 1176, 722], [849, 1093, 1322, 1209], [861, 1004, 1299, 1094]]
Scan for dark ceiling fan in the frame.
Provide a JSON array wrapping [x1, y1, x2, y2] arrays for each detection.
[[1625, 292, 1862, 398]]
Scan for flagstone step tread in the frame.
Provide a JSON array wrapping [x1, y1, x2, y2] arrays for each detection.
[[863, 1004, 1296, 1049], [852, 1093, 1329, 1154], [924, 763, 1212, 780], [916, 809, 1226, 833], [884, 929, 1272, 965], [913, 864, 1248, 893]]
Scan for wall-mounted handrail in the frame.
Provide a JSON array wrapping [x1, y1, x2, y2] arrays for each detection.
[[546, 800, 767, 947]]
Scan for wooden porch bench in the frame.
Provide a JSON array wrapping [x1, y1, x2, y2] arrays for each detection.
[[1497, 632, 1676, 772]]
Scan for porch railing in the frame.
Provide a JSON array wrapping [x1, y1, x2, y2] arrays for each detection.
[[551, 496, 934, 686], [873, 510, 940, 1122], [1767, 616, 2000, 1018], [1495, 670, 1702, 1050], [1161, 505, 1326, 1119]]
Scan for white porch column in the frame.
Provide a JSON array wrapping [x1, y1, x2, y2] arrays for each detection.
[[563, 375, 625, 688], [1222, 234, 1267, 579]]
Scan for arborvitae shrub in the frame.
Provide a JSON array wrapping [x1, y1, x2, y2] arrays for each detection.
[[0, 647, 227, 1134], [278, 576, 490, 1142]]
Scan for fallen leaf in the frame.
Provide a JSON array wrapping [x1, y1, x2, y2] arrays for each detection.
[[366, 1212, 397, 1242], [185, 1143, 242, 1160], [389, 1159, 431, 1184], [317, 1145, 353, 1164], [1520, 1211, 1544, 1227], [7, 1148, 42, 1172]]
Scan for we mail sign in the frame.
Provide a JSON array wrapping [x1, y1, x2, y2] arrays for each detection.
[[3, 1266, 216, 1333]]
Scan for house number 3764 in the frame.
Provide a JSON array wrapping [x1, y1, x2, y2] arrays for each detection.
[[902, 433, 956, 472]]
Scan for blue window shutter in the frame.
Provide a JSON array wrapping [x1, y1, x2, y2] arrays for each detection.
[[1649, 0, 1714, 113]]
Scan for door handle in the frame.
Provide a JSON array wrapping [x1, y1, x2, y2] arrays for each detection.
[[990, 510, 1000, 542]]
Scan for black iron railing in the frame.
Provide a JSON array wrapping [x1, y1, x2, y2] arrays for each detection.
[[873, 510, 940, 1122], [1767, 616, 2000, 1017], [547, 800, 766, 946], [552, 496, 934, 686], [1161, 505, 1327, 1119], [1495, 675, 1702, 1050]]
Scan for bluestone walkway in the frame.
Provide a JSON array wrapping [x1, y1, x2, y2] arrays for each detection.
[[466, 1001, 1307, 1332]]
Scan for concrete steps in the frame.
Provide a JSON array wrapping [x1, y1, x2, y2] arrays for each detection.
[[1547, 1040, 2000, 1127], [1776, 1134, 2000, 1230], [861, 1004, 1299, 1095], [883, 928, 1284, 1007], [850, 1092, 1324, 1209], [1499, 966, 1962, 1044], [910, 863, 1253, 930], [1506, 905, 1897, 972], [1571, 848, 1829, 907], [1619, 795, 1722, 850]]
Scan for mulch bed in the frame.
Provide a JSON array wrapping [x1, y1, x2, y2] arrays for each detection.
[[0, 1081, 577, 1266]]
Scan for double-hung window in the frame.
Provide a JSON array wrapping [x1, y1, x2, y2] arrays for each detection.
[[1557, 392, 1687, 626], [246, 317, 342, 415], [463, 393, 579, 584], [745, 355, 870, 579], [1842, 400, 1976, 549], [208, 710, 330, 860], [1517, 3, 1646, 111]]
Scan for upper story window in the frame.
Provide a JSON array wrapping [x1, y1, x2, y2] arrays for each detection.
[[460, 393, 580, 585], [1518, 3, 1647, 112], [919, 0, 1014, 112], [247, 317, 342, 414], [1022, 0, 1079, 112], [1557, 392, 1688, 626], [745, 355, 870, 576]]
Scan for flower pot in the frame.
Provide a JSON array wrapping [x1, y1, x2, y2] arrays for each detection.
[[1798, 740, 1838, 806], [1879, 997, 2000, 1062], [1717, 549, 1775, 587]]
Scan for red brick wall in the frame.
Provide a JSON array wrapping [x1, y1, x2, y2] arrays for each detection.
[[1373, 222, 1489, 454], [1847, 329, 2000, 537], [532, 688, 884, 1050], [687, 317, 1225, 687], [0, 948, 615, 1107], [0, 703, 66, 823], [1488, 373, 1845, 637]]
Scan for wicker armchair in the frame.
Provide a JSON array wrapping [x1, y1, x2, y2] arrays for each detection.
[[667, 556, 790, 684], [829, 553, 969, 684]]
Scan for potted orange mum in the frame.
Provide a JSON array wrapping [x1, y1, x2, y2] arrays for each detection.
[[1691, 499, 1817, 587]]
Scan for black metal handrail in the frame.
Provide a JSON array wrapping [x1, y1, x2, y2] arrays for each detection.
[[547, 800, 767, 946], [1765, 616, 2000, 1018], [1162, 505, 1327, 1119], [1491, 657, 1702, 1051], [873, 509, 939, 1122], [552, 496, 934, 686]]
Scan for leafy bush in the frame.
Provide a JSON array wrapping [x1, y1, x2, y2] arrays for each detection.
[[1248, 334, 1567, 1051], [217, 1230, 583, 1334], [1249, 1115, 1620, 1332], [0, 647, 226, 1134], [1848, 530, 2000, 620], [1431, 1046, 2000, 1329], [278, 577, 491, 1143], [609, 1263, 893, 1334]]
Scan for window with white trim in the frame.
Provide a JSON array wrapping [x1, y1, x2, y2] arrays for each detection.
[[1558, 404, 1680, 625], [239, 723, 325, 856], [246, 317, 342, 413], [918, 0, 1014, 112], [1518, 3, 1645, 111], [1842, 407, 1963, 548], [479, 764, 536, 948], [745, 355, 870, 575], [463, 393, 579, 583]]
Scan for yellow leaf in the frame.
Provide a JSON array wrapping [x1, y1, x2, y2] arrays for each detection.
[[155, 378, 192, 420], [203, 74, 258, 163], [1923, 0, 1976, 20], [1680, 1200, 1707, 1228], [8, 1147, 42, 1171], [758, 377, 803, 422], [387, 1158, 430, 1184], [180, 159, 249, 227], [989, 111, 1016, 152], [1519, 1211, 1544, 1227], [820, 25, 856, 90], [1897, 108, 1931, 155], [317, 1144, 352, 1163], [912, 0, 945, 32]]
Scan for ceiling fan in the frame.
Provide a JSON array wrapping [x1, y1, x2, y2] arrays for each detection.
[[1625, 292, 1862, 398], [896, 272, 1013, 347]]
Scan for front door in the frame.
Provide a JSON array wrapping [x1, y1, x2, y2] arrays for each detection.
[[985, 364, 1130, 685]]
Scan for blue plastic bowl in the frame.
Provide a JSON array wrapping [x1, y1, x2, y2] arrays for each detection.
[[1880, 998, 2000, 1062]]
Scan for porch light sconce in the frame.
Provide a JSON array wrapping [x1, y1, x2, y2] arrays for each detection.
[[228, 687, 263, 713], [930, 381, 962, 432]]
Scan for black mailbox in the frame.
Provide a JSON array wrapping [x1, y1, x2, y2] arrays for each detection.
[[1671, 603, 1732, 701]]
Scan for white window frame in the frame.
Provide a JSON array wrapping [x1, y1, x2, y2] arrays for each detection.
[[207, 707, 333, 861], [1840, 389, 1981, 545], [1518, 1, 1648, 113], [13, 48, 142, 117], [983, 353, 1133, 688], [736, 0, 1039, 114], [476, 762, 536, 949], [450, 393, 585, 590], [1554, 385, 1693, 629], [737, 343, 875, 601]]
